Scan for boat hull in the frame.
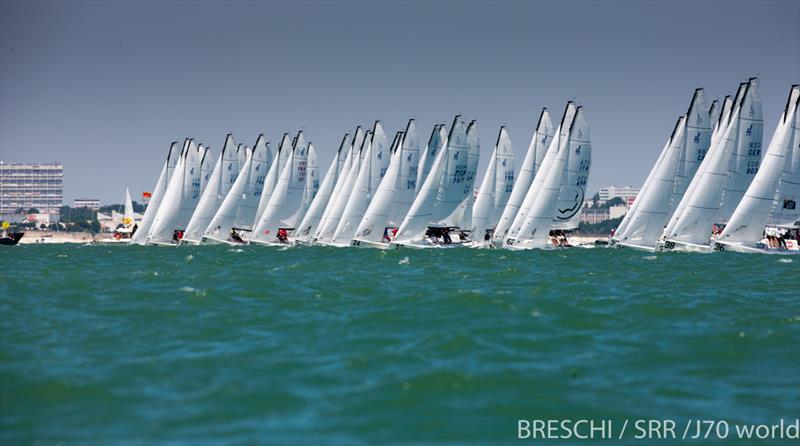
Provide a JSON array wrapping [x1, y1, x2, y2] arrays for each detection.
[[0, 232, 25, 245]]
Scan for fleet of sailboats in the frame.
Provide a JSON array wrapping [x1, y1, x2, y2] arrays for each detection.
[[123, 79, 797, 253], [614, 79, 799, 254]]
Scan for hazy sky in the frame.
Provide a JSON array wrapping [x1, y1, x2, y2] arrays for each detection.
[[1, 0, 798, 203]]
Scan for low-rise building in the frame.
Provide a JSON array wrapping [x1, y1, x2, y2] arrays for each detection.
[[73, 198, 101, 210], [598, 185, 640, 205]]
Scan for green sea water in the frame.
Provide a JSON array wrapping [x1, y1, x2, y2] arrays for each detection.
[[1, 244, 798, 445]]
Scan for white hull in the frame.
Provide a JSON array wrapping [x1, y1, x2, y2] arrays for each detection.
[[715, 240, 800, 254], [350, 238, 393, 249], [662, 239, 713, 253], [617, 241, 657, 252]]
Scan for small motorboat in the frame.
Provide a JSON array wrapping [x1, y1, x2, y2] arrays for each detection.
[[0, 231, 24, 245]]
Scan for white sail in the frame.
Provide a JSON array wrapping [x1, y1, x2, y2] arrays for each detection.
[[122, 188, 134, 226], [300, 143, 320, 220], [183, 134, 241, 243], [295, 133, 351, 240], [204, 136, 272, 243], [617, 89, 712, 247], [394, 115, 473, 244], [719, 85, 800, 248], [353, 121, 421, 246], [330, 122, 391, 245], [708, 100, 721, 131], [417, 124, 447, 188], [671, 89, 714, 208], [769, 87, 800, 227], [617, 117, 686, 249], [505, 102, 576, 243], [506, 106, 586, 249], [313, 128, 366, 241], [665, 81, 755, 248], [471, 126, 515, 242], [250, 131, 310, 243], [130, 142, 182, 244], [717, 78, 764, 223], [493, 109, 555, 242], [663, 95, 735, 240], [452, 121, 481, 227], [551, 108, 591, 230], [315, 130, 372, 242], [253, 133, 294, 226], [147, 140, 211, 244]]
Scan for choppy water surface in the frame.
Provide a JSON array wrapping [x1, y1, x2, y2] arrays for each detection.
[[1, 244, 798, 445]]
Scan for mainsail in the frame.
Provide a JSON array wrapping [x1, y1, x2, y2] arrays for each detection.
[[315, 130, 372, 243], [616, 117, 686, 249], [183, 134, 242, 243], [416, 124, 447, 189], [505, 102, 576, 243], [330, 123, 393, 245], [507, 105, 587, 249], [663, 95, 735, 240], [250, 131, 310, 243], [768, 87, 800, 227], [253, 133, 294, 227], [665, 80, 755, 248], [616, 89, 712, 249], [295, 133, 352, 240], [552, 108, 592, 230], [130, 141, 182, 244], [718, 85, 800, 249], [203, 136, 272, 243], [122, 188, 134, 226], [471, 126, 515, 242], [493, 109, 554, 242], [353, 120, 421, 246], [717, 78, 764, 223], [394, 115, 474, 244], [147, 140, 211, 244]]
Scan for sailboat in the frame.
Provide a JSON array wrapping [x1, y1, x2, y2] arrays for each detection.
[[251, 133, 294, 232], [295, 129, 363, 244], [250, 131, 311, 245], [130, 141, 182, 245], [614, 89, 712, 250], [114, 187, 136, 241], [469, 126, 515, 246], [505, 104, 590, 249], [352, 120, 421, 248], [391, 115, 477, 248], [660, 95, 735, 248], [664, 78, 761, 252], [716, 85, 800, 253], [182, 134, 244, 244], [329, 121, 391, 247], [203, 136, 272, 244], [146, 140, 213, 245], [492, 109, 555, 245], [504, 102, 577, 247], [314, 130, 373, 244]]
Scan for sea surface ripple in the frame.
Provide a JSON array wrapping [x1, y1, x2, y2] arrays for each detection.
[[1, 244, 798, 445]]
